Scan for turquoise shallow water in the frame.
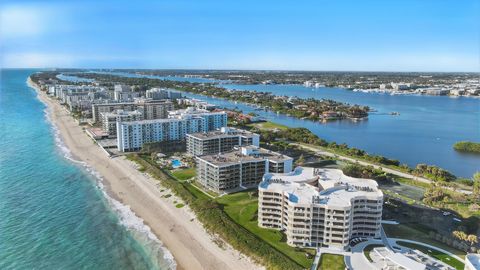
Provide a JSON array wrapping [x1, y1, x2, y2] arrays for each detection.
[[0, 69, 175, 270]]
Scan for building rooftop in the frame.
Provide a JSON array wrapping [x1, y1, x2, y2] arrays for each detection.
[[467, 254, 480, 270], [134, 97, 174, 104], [260, 167, 382, 207], [187, 127, 258, 140], [168, 107, 224, 119], [101, 109, 143, 118], [93, 101, 136, 106], [374, 247, 426, 270], [118, 108, 226, 125], [118, 117, 190, 126], [198, 146, 291, 167]]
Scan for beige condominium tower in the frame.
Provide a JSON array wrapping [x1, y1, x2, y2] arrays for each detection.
[[258, 167, 383, 250]]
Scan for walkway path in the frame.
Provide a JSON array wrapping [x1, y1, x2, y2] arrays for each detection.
[[380, 226, 394, 250], [293, 143, 472, 195], [310, 249, 321, 270]]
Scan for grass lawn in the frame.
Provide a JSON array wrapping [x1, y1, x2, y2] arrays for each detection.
[[318, 254, 345, 270], [397, 241, 465, 270], [395, 177, 431, 189], [190, 182, 218, 198], [383, 224, 465, 258], [170, 167, 196, 181], [363, 244, 384, 262], [183, 183, 211, 200], [249, 121, 288, 131], [216, 192, 315, 268]]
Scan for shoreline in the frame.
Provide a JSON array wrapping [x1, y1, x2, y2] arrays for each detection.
[[27, 77, 262, 270]]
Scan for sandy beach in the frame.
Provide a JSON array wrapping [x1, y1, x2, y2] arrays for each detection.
[[28, 78, 262, 270]]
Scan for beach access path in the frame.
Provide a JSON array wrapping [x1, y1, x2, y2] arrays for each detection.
[[30, 80, 262, 270]]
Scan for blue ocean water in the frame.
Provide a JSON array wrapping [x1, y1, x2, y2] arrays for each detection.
[[0, 69, 175, 270]]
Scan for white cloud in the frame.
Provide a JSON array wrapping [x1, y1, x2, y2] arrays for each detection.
[[0, 4, 70, 40], [1, 52, 76, 68], [0, 51, 147, 68]]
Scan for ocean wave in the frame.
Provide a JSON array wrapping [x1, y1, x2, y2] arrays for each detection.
[[37, 90, 177, 269], [98, 180, 177, 270]]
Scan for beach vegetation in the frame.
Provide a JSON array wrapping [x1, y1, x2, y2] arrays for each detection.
[[473, 172, 480, 196]]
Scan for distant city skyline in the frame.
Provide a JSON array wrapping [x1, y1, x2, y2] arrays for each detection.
[[0, 0, 479, 72]]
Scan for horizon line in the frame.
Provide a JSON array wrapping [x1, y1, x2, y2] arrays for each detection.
[[1, 67, 479, 74]]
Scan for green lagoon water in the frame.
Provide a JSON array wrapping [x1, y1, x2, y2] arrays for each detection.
[[0, 69, 175, 269]]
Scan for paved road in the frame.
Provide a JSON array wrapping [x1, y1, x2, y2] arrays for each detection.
[[346, 240, 381, 270], [293, 143, 472, 195]]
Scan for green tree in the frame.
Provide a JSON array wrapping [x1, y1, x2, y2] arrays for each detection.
[[473, 172, 480, 196], [296, 154, 305, 166]]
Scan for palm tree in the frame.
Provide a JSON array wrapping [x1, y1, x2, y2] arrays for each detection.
[[467, 235, 478, 245]]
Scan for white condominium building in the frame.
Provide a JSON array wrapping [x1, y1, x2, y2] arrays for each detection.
[[92, 99, 174, 124], [177, 98, 217, 110], [54, 85, 104, 102], [134, 98, 174, 120], [52, 85, 108, 111], [101, 110, 143, 137], [146, 88, 182, 100], [258, 167, 383, 250], [114, 85, 139, 101], [196, 146, 293, 193], [168, 107, 227, 131], [92, 102, 136, 124], [186, 127, 260, 156], [117, 108, 227, 152]]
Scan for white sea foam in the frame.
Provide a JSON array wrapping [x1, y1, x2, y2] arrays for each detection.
[[98, 180, 177, 270], [34, 84, 177, 270]]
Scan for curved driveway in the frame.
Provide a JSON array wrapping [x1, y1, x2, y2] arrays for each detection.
[[345, 240, 381, 270]]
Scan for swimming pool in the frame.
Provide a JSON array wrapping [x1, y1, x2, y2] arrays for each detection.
[[171, 159, 182, 168]]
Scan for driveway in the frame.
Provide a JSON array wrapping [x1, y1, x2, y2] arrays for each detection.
[[345, 240, 382, 270]]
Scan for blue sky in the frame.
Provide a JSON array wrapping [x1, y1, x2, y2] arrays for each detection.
[[0, 0, 478, 71]]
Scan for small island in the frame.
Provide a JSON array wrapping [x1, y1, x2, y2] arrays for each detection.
[[453, 141, 480, 154]]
